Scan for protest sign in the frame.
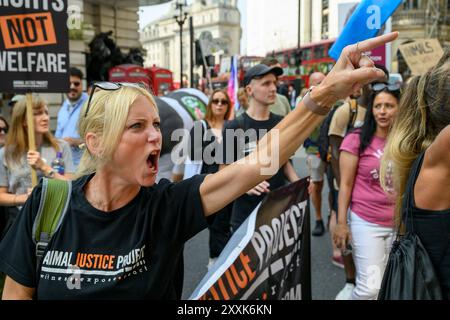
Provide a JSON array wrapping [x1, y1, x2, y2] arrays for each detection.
[[190, 179, 311, 300], [0, 0, 69, 92], [399, 39, 444, 75], [329, 0, 401, 60]]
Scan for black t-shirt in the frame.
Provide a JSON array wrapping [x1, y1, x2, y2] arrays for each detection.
[[221, 113, 287, 222], [0, 174, 208, 300], [189, 120, 224, 175]]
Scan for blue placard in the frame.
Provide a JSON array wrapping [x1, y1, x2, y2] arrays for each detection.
[[329, 0, 402, 60]]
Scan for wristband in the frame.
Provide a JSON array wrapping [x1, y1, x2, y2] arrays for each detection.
[[302, 86, 330, 116]]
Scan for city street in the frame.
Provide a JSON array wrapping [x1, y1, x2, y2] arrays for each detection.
[[182, 148, 345, 300]]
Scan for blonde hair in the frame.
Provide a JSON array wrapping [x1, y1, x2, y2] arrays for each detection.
[[76, 86, 157, 178], [237, 87, 249, 110], [5, 96, 59, 168], [381, 51, 450, 226]]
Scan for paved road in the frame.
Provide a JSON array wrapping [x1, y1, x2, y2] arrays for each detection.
[[182, 149, 346, 300]]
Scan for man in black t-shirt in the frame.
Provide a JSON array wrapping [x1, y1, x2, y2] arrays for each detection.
[[221, 64, 300, 232]]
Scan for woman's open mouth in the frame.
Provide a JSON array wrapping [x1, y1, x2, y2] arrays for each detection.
[[147, 151, 160, 173]]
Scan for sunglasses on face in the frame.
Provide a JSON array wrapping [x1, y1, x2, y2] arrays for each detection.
[[212, 99, 229, 105], [84, 82, 149, 117], [0, 127, 8, 134], [371, 82, 401, 93], [70, 81, 81, 87]]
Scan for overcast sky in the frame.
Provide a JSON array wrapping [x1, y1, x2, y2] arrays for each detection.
[[138, 2, 172, 30]]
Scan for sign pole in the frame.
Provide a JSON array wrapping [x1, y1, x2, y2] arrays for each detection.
[[26, 93, 38, 187]]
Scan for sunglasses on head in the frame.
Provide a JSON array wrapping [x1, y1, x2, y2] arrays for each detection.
[[212, 99, 229, 105], [84, 82, 149, 117], [0, 127, 8, 134], [371, 82, 401, 93]]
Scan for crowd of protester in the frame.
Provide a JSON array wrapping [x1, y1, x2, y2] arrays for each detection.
[[0, 33, 448, 300]]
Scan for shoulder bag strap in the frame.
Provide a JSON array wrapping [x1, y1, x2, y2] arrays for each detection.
[[32, 178, 71, 275]]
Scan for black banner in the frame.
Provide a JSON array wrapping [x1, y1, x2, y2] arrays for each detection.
[[190, 178, 311, 300], [0, 0, 69, 92]]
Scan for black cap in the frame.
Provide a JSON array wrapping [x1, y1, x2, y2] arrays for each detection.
[[244, 64, 283, 87]]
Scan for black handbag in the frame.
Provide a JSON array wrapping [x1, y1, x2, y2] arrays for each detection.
[[378, 154, 443, 300]]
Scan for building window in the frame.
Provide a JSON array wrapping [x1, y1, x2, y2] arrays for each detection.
[[403, 0, 421, 10], [322, 13, 329, 39], [163, 41, 170, 68]]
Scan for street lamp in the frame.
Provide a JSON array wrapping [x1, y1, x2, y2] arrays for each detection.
[[174, 0, 188, 88]]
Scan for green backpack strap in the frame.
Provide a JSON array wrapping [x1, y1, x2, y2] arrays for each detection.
[[32, 178, 71, 273]]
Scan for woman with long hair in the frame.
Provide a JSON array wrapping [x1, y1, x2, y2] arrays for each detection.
[[0, 33, 397, 299], [334, 84, 401, 299], [0, 96, 74, 234], [189, 89, 233, 268], [381, 51, 450, 298], [0, 116, 9, 148]]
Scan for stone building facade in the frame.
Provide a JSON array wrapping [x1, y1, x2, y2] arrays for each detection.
[[140, 0, 242, 87]]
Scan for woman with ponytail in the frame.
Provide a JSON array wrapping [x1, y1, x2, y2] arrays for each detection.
[[381, 51, 450, 298]]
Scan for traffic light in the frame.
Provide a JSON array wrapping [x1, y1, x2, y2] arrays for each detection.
[[195, 40, 203, 66]]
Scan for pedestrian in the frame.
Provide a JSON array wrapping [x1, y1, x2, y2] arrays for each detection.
[[0, 116, 9, 148], [0, 32, 398, 299], [0, 96, 75, 236], [288, 84, 297, 109], [221, 64, 300, 233], [188, 89, 233, 269], [381, 51, 450, 299], [328, 89, 365, 299], [55, 67, 89, 168], [236, 88, 249, 117], [260, 57, 291, 117], [303, 72, 328, 237], [334, 83, 401, 300], [328, 64, 390, 300]]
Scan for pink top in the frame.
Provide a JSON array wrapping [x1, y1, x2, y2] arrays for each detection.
[[340, 131, 395, 227]]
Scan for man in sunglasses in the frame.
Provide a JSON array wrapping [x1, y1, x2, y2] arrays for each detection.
[[55, 67, 89, 167]]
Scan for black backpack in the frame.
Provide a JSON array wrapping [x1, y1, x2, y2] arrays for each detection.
[[317, 100, 358, 162]]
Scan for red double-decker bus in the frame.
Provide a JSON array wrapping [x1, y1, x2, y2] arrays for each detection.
[[268, 39, 336, 89]]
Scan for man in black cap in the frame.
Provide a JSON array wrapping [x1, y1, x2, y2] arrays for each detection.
[[220, 64, 300, 233]]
